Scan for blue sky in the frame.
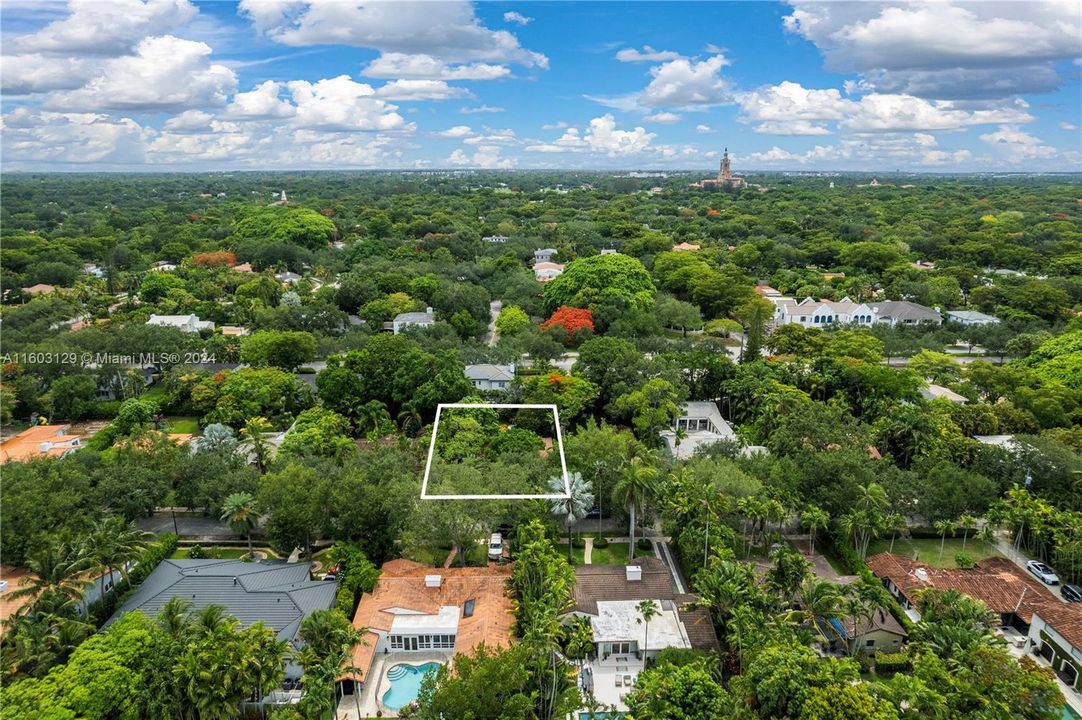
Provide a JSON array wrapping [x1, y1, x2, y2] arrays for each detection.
[[2, 0, 1079, 171]]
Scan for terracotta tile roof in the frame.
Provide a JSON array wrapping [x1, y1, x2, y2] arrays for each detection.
[[0, 425, 81, 464], [573, 558, 719, 652], [0, 566, 37, 627], [348, 559, 515, 681], [866, 553, 1064, 623], [1033, 602, 1082, 650]]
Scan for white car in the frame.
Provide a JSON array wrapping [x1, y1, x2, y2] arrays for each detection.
[[1026, 560, 1060, 585], [488, 533, 504, 561]]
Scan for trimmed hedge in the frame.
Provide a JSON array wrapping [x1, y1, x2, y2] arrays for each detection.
[[874, 651, 911, 675], [636, 537, 653, 552], [593, 536, 610, 549], [88, 533, 178, 626]]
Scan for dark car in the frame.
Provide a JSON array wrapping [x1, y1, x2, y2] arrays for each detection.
[[1062, 584, 1082, 603], [584, 506, 602, 520]]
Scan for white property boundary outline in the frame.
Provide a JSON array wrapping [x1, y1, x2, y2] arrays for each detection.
[[420, 403, 570, 500]]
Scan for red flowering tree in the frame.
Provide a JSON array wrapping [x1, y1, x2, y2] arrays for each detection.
[[541, 306, 594, 344]]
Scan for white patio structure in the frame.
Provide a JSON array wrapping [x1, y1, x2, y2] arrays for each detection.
[[661, 401, 738, 459]]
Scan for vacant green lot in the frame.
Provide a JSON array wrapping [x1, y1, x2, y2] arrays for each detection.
[[865, 537, 1000, 568]]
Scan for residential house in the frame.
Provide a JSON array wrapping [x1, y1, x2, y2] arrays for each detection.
[[21, 283, 56, 296], [533, 261, 565, 282], [872, 301, 942, 326], [1028, 606, 1082, 691], [534, 248, 558, 263], [866, 553, 1062, 630], [600, 248, 618, 255], [83, 263, 105, 278], [233, 262, 254, 273], [771, 296, 878, 328], [568, 559, 718, 711], [947, 310, 1001, 326], [661, 401, 737, 459], [755, 285, 782, 298], [346, 560, 515, 714], [275, 271, 303, 285], [107, 560, 335, 679], [822, 607, 908, 655], [146, 314, 215, 333], [392, 307, 435, 334], [220, 325, 250, 338], [464, 364, 515, 391], [151, 261, 178, 272], [672, 242, 701, 252], [0, 425, 82, 464], [483, 235, 509, 244], [920, 383, 968, 404]]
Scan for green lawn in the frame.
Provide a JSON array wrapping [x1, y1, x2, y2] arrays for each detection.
[[165, 416, 200, 434], [170, 546, 266, 560], [561, 540, 655, 566], [865, 536, 1000, 568]]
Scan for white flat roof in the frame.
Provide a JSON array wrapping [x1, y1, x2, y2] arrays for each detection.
[[590, 600, 690, 649], [389, 605, 460, 635]]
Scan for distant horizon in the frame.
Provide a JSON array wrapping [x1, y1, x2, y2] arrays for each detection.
[[2, 1, 1079, 173]]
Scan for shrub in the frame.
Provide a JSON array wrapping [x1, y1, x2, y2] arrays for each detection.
[[855, 652, 873, 673], [572, 537, 586, 549], [874, 651, 911, 675], [335, 586, 356, 616], [594, 536, 610, 549], [636, 537, 653, 552], [187, 544, 206, 559], [954, 552, 975, 569], [87, 400, 122, 420]]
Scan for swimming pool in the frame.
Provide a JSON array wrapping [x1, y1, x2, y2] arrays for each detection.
[[381, 662, 441, 712], [1063, 705, 1081, 720]]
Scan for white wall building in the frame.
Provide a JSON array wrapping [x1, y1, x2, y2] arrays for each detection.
[[392, 307, 435, 334], [464, 364, 515, 391], [147, 314, 215, 333], [770, 297, 941, 328]]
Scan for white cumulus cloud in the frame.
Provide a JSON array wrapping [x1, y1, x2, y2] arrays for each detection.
[[503, 11, 532, 25], [362, 53, 511, 81], [615, 45, 681, 63]]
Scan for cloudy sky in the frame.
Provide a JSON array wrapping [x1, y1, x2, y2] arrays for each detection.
[[2, 0, 1080, 172]]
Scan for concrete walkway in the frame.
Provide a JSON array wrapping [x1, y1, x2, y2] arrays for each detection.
[[653, 539, 688, 594], [484, 300, 501, 347], [583, 537, 594, 565]]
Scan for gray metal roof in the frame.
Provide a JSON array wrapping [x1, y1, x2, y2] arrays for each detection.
[[464, 364, 515, 382], [872, 301, 941, 322], [393, 311, 434, 324], [106, 560, 335, 646]]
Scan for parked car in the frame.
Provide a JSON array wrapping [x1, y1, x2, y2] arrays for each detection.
[[1026, 560, 1060, 585], [584, 506, 602, 520], [488, 533, 504, 561], [1061, 584, 1082, 603]]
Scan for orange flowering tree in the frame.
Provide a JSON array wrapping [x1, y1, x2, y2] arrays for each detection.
[[192, 251, 236, 267], [541, 306, 594, 340]]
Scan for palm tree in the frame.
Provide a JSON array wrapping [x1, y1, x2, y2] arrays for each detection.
[[157, 597, 194, 639], [82, 517, 151, 601], [613, 453, 659, 562], [672, 427, 688, 453], [221, 493, 261, 558], [241, 416, 273, 473], [549, 472, 594, 562], [885, 512, 907, 553], [801, 505, 830, 557], [785, 576, 845, 644], [636, 600, 660, 663], [8, 540, 93, 615], [397, 405, 423, 437], [934, 518, 956, 563], [958, 514, 976, 552]]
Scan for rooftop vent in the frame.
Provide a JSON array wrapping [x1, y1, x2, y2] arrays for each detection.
[[914, 568, 929, 582], [425, 575, 442, 588], [463, 599, 475, 618], [626, 566, 642, 582]]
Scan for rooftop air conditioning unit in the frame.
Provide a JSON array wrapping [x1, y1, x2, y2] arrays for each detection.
[[626, 566, 642, 582], [425, 575, 442, 588]]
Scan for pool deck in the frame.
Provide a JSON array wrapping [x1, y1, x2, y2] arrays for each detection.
[[336, 652, 450, 719]]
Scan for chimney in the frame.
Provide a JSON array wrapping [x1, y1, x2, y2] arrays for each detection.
[[626, 566, 642, 582], [425, 574, 442, 588]]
